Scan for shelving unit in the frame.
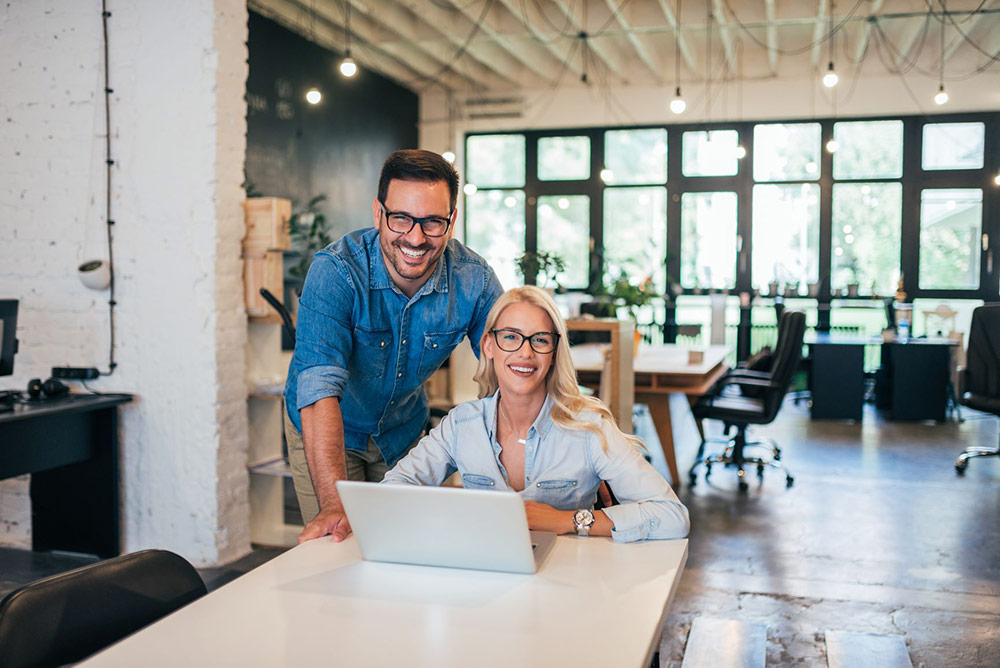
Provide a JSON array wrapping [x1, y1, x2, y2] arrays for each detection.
[[243, 198, 300, 547]]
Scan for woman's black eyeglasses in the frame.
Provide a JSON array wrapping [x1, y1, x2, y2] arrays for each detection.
[[489, 328, 559, 354], [378, 201, 453, 238]]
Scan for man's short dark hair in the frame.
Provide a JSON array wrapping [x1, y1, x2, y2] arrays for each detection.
[[378, 149, 460, 211]]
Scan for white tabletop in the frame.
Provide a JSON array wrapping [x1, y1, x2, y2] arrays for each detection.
[[572, 343, 729, 376], [82, 536, 688, 668]]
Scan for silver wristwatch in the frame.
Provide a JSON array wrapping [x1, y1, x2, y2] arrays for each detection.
[[573, 509, 595, 537]]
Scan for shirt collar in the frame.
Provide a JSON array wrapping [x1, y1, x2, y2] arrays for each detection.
[[367, 230, 451, 296]]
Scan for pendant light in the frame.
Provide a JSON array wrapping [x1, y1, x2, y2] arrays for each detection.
[[822, 1, 839, 88], [669, 0, 686, 114], [934, 5, 948, 105], [339, 1, 357, 78]]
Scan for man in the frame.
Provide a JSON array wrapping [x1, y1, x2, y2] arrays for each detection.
[[284, 149, 503, 543]]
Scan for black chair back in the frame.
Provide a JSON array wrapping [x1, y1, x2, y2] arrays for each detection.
[[0, 549, 206, 667], [762, 310, 806, 416], [965, 304, 1000, 399]]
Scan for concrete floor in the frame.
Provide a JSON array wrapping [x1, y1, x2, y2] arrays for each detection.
[[652, 397, 1000, 667]]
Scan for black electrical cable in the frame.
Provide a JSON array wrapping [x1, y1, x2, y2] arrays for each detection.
[[100, 0, 117, 376]]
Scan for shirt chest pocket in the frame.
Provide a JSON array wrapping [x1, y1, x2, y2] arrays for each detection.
[[461, 473, 497, 490], [533, 478, 580, 507], [417, 329, 465, 379], [352, 327, 391, 381]]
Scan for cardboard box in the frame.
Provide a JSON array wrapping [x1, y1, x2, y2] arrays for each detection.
[[244, 251, 284, 321], [243, 197, 291, 253]]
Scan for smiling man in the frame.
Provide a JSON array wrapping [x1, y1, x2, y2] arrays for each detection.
[[284, 150, 503, 543]]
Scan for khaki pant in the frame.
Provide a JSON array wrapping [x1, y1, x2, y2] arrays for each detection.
[[284, 409, 402, 524]]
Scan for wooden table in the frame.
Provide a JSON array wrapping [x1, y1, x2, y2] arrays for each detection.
[[80, 535, 688, 668], [573, 344, 729, 486]]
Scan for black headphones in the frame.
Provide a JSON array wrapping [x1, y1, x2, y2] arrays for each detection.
[[27, 377, 70, 400]]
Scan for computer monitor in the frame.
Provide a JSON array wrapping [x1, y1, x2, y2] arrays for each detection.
[[0, 300, 19, 377]]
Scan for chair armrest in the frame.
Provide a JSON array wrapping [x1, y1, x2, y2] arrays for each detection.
[[715, 375, 773, 389], [724, 369, 773, 381]]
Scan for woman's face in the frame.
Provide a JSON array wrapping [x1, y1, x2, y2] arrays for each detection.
[[484, 302, 557, 402]]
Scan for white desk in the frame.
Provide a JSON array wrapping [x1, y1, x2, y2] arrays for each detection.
[[81, 536, 687, 668]]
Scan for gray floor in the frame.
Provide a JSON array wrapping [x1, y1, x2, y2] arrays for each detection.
[[2, 400, 997, 667], [651, 397, 1000, 668]]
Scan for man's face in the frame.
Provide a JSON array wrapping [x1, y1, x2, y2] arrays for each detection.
[[372, 179, 454, 296]]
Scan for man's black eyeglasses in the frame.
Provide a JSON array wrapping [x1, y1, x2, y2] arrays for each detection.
[[378, 200, 453, 238], [489, 328, 559, 354]]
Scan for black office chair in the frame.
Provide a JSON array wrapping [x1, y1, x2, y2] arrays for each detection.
[[689, 310, 806, 491], [954, 304, 1000, 474], [0, 549, 206, 667]]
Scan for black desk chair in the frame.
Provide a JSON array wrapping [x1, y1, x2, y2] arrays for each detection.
[[0, 549, 206, 667], [955, 304, 1000, 474], [689, 310, 806, 491]]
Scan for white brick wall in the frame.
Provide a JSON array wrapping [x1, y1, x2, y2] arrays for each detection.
[[0, 0, 251, 567]]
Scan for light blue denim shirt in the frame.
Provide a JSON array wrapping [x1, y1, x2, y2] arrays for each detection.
[[383, 392, 690, 542], [285, 228, 503, 468]]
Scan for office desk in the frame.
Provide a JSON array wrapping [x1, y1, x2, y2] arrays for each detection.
[[0, 393, 131, 557], [574, 344, 729, 486], [82, 535, 689, 668], [806, 333, 866, 421]]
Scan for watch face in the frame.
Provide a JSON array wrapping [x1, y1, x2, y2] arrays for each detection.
[[574, 510, 593, 527]]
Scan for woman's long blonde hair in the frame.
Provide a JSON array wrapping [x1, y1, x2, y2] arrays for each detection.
[[473, 286, 644, 452]]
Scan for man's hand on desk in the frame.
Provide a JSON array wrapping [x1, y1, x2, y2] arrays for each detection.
[[298, 506, 352, 544]]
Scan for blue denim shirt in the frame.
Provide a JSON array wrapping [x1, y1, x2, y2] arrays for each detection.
[[285, 228, 503, 468], [383, 392, 690, 542]]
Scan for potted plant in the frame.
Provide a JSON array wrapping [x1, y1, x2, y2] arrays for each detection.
[[515, 251, 565, 290], [287, 195, 331, 291]]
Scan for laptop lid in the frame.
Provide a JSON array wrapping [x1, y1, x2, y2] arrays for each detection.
[[336, 481, 556, 575]]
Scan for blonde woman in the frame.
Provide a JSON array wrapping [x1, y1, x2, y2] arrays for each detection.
[[383, 286, 689, 542]]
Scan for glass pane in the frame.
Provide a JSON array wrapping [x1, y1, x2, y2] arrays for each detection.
[[603, 187, 667, 292], [537, 195, 590, 289], [604, 129, 668, 184], [752, 184, 820, 291], [922, 123, 985, 170], [464, 189, 524, 290], [831, 183, 902, 296], [832, 120, 903, 179], [682, 130, 739, 177], [753, 123, 821, 181], [680, 192, 737, 289], [919, 188, 983, 290], [537, 136, 590, 181], [465, 134, 525, 188]]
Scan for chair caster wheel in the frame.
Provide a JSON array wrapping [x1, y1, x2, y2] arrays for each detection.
[[738, 480, 749, 492], [756, 464, 765, 478], [689, 473, 698, 487], [785, 475, 794, 488], [955, 462, 966, 476]]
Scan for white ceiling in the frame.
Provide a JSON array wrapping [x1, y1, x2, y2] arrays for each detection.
[[250, 0, 1000, 97]]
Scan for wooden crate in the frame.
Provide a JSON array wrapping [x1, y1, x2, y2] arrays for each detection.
[[243, 197, 291, 253], [244, 251, 284, 321]]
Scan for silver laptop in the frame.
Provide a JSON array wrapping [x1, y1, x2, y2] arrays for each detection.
[[336, 481, 557, 574]]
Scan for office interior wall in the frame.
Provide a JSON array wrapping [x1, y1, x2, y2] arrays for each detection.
[[0, 0, 251, 567], [245, 12, 419, 245]]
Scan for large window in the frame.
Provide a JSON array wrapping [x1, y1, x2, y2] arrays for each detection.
[[919, 189, 983, 290], [463, 112, 999, 353]]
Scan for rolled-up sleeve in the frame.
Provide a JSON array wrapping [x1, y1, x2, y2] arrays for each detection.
[[593, 421, 690, 542], [382, 411, 459, 486], [293, 254, 356, 410]]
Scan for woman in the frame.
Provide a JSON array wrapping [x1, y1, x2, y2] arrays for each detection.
[[383, 286, 689, 542]]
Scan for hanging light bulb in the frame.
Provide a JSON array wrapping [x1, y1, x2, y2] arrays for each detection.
[[339, 54, 357, 78], [670, 87, 687, 114], [823, 62, 839, 88], [339, 2, 357, 78], [735, 145, 746, 159], [934, 9, 947, 106], [994, 171, 1000, 186], [826, 138, 840, 153], [305, 88, 322, 105], [934, 85, 949, 105], [442, 151, 456, 163]]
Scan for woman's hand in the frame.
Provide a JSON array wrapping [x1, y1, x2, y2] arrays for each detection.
[[523, 501, 575, 534]]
